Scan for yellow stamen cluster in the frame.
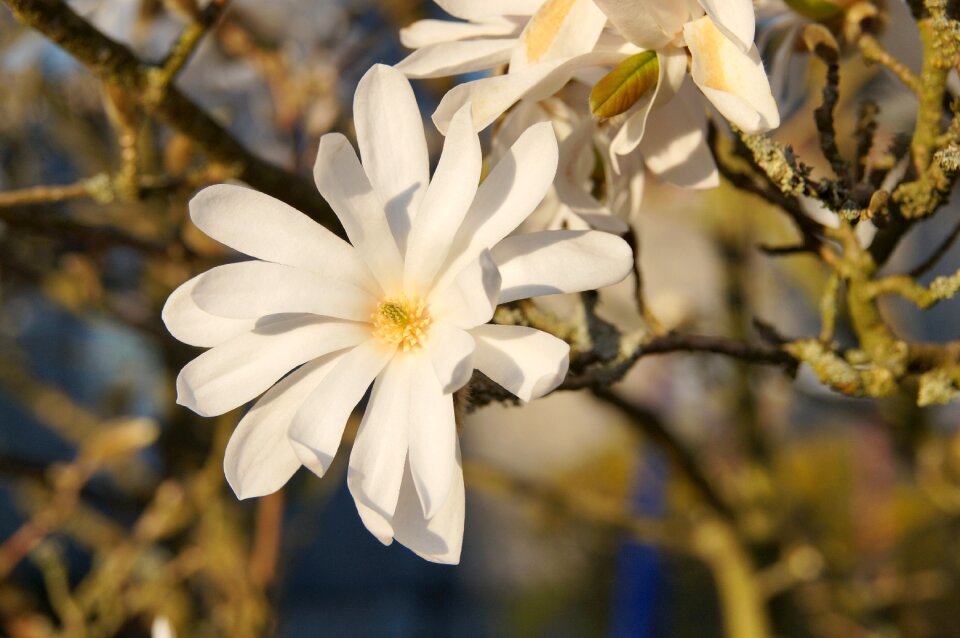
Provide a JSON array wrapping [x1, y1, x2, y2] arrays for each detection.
[[371, 297, 431, 352]]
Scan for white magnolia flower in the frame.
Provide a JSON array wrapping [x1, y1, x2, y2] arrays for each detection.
[[397, 0, 778, 184], [162, 64, 633, 563]]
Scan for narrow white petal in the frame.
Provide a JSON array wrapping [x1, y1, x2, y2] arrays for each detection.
[[434, 123, 557, 288], [288, 339, 394, 476], [397, 39, 515, 79], [354, 64, 430, 254], [470, 324, 569, 401], [399, 18, 519, 49], [639, 84, 719, 189], [404, 105, 481, 293], [432, 51, 626, 133], [424, 321, 475, 393], [509, 0, 607, 71], [177, 317, 370, 417], [353, 492, 396, 545], [408, 355, 457, 517], [224, 355, 343, 499], [188, 184, 377, 293], [347, 357, 412, 522], [314, 133, 403, 293], [492, 230, 633, 303], [684, 16, 780, 133], [392, 444, 465, 564], [592, 0, 688, 49], [697, 0, 755, 51], [191, 260, 375, 321], [435, 0, 541, 20], [162, 275, 256, 348], [430, 252, 502, 329]]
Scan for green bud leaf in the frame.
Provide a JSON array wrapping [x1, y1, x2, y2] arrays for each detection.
[[783, 0, 843, 21], [589, 51, 659, 121]]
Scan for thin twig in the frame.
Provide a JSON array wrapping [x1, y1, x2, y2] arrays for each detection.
[[857, 33, 922, 95]]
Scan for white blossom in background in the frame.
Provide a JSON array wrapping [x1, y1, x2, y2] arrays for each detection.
[[493, 95, 641, 235], [755, 0, 921, 118], [397, 0, 779, 188], [162, 64, 633, 563]]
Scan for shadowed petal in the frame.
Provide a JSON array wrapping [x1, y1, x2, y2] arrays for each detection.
[[407, 355, 458, 518], [347, 356, 412, 522], [191, 260, 376, 321], [684, 16, 779, 133], [162, 275, 257, 348], [404, 104, 481, 293], [434, 123, 557, 290], [491, 230, 633, 303], [314, 133, 403, 293], [177, 317, 370, 417], [189, 184, 377, 293], [288, 339, 394, 476], [354, 65, 430, 254], [224, 354, 344, 499], [470, 324, 569, 401]]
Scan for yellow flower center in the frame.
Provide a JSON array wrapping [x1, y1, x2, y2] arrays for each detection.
[[371, 297, 431, 352]]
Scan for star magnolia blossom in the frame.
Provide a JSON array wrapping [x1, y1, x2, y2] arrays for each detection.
[[162, 64, 633, 563], [397, 0, 779, 186]]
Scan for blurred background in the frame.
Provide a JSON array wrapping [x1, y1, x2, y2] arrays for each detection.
[[1, 0, 960, 636]]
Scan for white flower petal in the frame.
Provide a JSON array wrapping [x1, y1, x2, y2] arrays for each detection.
[[188, 184, 377, 293], [408, 357, 457, 518], [639, 83, 719, 189], [431, 252, 501, 329], [424, 321, 475, 393], [392, 443, 465, 564], [684, 16, 780, 133], [191, 260, 375, 321], [347, 356, 412, 522], [399, 18, 519, 49], [470, 324, 569, 401], [554, 121, 615, 220], [432, 51, 626, 133], [314, 132, 403, 293], [434, 122, 558, 288], [354, 64, 430, 254], [162, 275, 257, 348], [592, 0, 689, 49], [435, 0, 540, 20], [697, 0, 755, 51], [491, 230, 633, 303], [352, 490, 396, 545], [177, 317, 370, 417], [397, 39, 515, 78], [224, 355, 343, 500], [509, 0, 607, 71], [288, 339, 394, 476], [404, 105, 481, 293]]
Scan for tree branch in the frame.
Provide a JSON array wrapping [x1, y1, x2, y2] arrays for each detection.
[[3, 0, 340, 232]]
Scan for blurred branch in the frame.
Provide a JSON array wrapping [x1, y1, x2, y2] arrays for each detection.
[[908, 212, 960, 277], [0, 182, 92, 207], [591, 388, 736, 523], [3, 0, 340, 232], [464, 460, 683, 549]]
